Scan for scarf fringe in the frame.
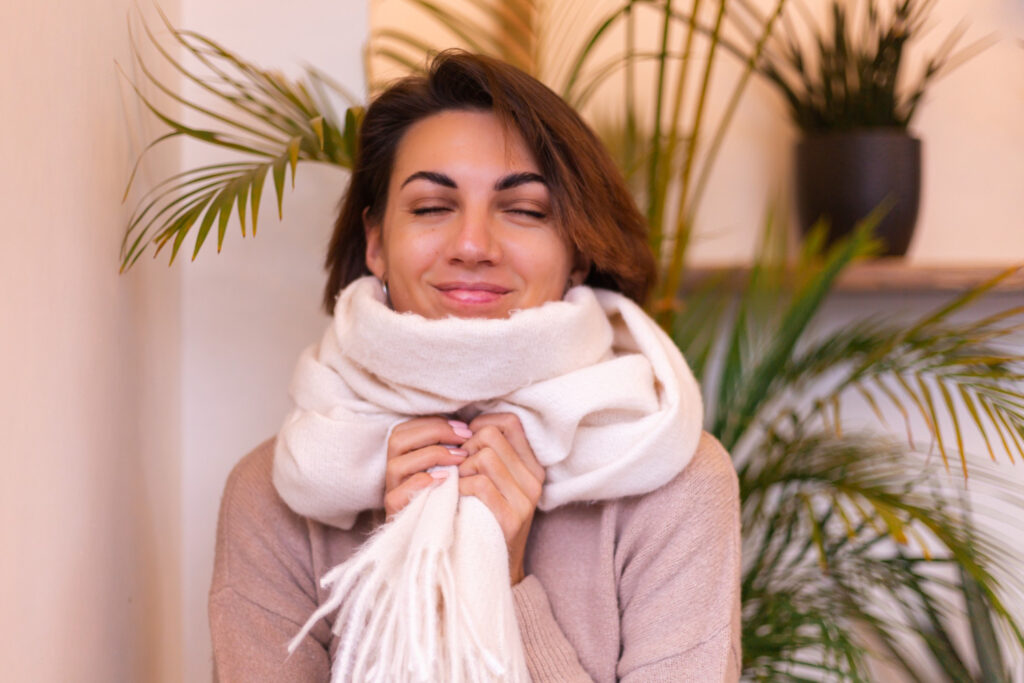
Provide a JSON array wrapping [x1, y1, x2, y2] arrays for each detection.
[[288, 469, 526, 682]]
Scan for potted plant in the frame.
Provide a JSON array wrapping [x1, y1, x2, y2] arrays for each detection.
[[755, 0, 988, 256]]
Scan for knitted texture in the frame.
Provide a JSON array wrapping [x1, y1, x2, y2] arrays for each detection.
[[273, 276, 704, 681]]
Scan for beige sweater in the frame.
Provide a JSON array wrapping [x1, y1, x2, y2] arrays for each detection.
[[209, 432, 742, 682]]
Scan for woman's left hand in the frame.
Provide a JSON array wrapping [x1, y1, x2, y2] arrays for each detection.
[[457, 413, 545, 585]]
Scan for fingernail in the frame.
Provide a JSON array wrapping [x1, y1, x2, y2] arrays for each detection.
[[447, 420, 473, 438], [445, 447, 469, 457], [430, 469, 449, 480]]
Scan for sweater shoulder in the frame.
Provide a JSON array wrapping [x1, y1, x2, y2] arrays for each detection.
[[211, 437, 315, 594], [631, 431, 736, 510], [223, 436, 278, 504], [614, 431, 739, 548], [215, 437, 303, 539]]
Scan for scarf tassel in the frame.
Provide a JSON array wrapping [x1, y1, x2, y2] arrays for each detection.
[[288, 469, 527, 682]]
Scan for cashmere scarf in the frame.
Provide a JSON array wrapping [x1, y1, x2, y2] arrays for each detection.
[[274, 276, 704, 682]]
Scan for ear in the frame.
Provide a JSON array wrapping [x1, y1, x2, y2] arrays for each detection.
[[569, 251, 591, 287], [363, 207, 386, 280]]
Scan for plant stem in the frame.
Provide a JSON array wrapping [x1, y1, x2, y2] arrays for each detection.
[[645, 0, 677, 241], [655, 0, 728, 325]]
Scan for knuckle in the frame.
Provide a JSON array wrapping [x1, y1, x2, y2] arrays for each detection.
[[466, 474, 493, 498], [498, 413, 522, 430], [458, 476, 479, 496], [478, 425, 501, 441]]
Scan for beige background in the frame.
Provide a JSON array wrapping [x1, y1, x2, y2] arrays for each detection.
[[1, 0, 1021, 680]]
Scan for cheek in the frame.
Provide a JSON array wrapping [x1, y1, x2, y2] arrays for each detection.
[[385, 232, 442, 281], [515, 236, 573, 291]]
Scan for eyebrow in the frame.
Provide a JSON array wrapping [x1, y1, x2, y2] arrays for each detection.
[[399, 170, 548, 191], [400, 171, 456, 189], [495, 172, 547, 191]]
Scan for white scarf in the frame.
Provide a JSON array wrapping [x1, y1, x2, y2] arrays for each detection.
[[273, 276, 704, 681]]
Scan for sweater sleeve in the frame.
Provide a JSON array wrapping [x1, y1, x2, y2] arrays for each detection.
[[512, 575, 594, 682], [208, 443, 333, 683], [615, 434, 743, 682]]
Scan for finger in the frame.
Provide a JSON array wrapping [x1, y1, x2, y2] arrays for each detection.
[[458, 474, 521, 542], [387, 416, 473, 461], [385, 443, 467, 491], [463, 425, 543, 502], [384, 470, 447, 518], [459, 447, 536, 521], [468, 413, 545, 483]]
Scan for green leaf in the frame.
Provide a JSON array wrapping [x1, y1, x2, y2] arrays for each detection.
[[272, 154, 288, 219], [215, 180, 239, 252], [250, 164, 267, 236], [343, 107, 363, 167], [165, 202, 206, 265], [718, 214, 879, 449], [236, 181, 249, 237], [192, 194, 220, 260], [961, 566, 1010, 683]]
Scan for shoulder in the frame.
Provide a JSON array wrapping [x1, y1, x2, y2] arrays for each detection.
[[216, 437, 297, 539], [221, 436, 278, 507], [611, 432, 742, 641], [624, 431, 738, 518], [211, 438, 317, 595], [210, 439, 339, 672], [613, 432, 739, 562]]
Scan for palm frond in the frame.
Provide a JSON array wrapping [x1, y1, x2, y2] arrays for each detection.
[[119, 10, 360, 270], [686, 211, 1024, 677], [711, 213, 882, 451], [772, 267, 1024, 473], [740, 429, 1024, 679]]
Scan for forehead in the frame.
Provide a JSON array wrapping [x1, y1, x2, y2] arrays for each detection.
[[390, 109, 540, 182]]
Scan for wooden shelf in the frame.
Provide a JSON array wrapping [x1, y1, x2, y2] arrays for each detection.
[[682, 262, 1024, 293]]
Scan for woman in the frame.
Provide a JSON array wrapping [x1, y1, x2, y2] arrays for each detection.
[[210, 51, 740, 682]]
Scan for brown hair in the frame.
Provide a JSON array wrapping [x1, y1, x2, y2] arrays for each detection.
[[322, 50, 655, 313]]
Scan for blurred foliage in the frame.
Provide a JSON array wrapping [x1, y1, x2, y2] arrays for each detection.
[[746, 0, 993, 132]]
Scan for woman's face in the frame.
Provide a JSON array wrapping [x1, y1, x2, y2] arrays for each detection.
[[365, 109, 586, 319]]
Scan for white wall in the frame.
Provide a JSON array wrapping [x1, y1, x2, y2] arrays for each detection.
[[0, 2, 182, 681], [174, 2, 367, 680]]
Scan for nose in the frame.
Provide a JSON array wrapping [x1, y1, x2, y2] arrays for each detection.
[[447, 208, 501, 266]]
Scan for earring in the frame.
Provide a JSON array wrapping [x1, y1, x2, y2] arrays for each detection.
[[380, 278, 392, 308]]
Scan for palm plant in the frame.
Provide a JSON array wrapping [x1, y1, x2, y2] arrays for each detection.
[[122, 1, 1024, 678], [675, 217, 1024, 679]]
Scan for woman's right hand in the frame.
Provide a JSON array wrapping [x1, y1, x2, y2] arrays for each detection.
[[383, 416, 473, 518]]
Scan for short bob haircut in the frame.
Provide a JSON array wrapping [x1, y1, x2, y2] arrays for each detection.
[[322, 50, 656, 313]]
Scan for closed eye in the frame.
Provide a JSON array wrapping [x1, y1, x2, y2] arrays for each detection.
[[507, 208, 547, 219], [410, 206, 451, 216]]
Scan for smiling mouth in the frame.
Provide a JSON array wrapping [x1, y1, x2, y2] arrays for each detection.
[[434, 282, 511, 304]]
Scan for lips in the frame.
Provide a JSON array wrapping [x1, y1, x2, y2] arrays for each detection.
[[434, 281, 511, 305]]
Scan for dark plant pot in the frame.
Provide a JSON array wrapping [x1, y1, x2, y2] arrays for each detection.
[[795, 129, 922, 257]]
